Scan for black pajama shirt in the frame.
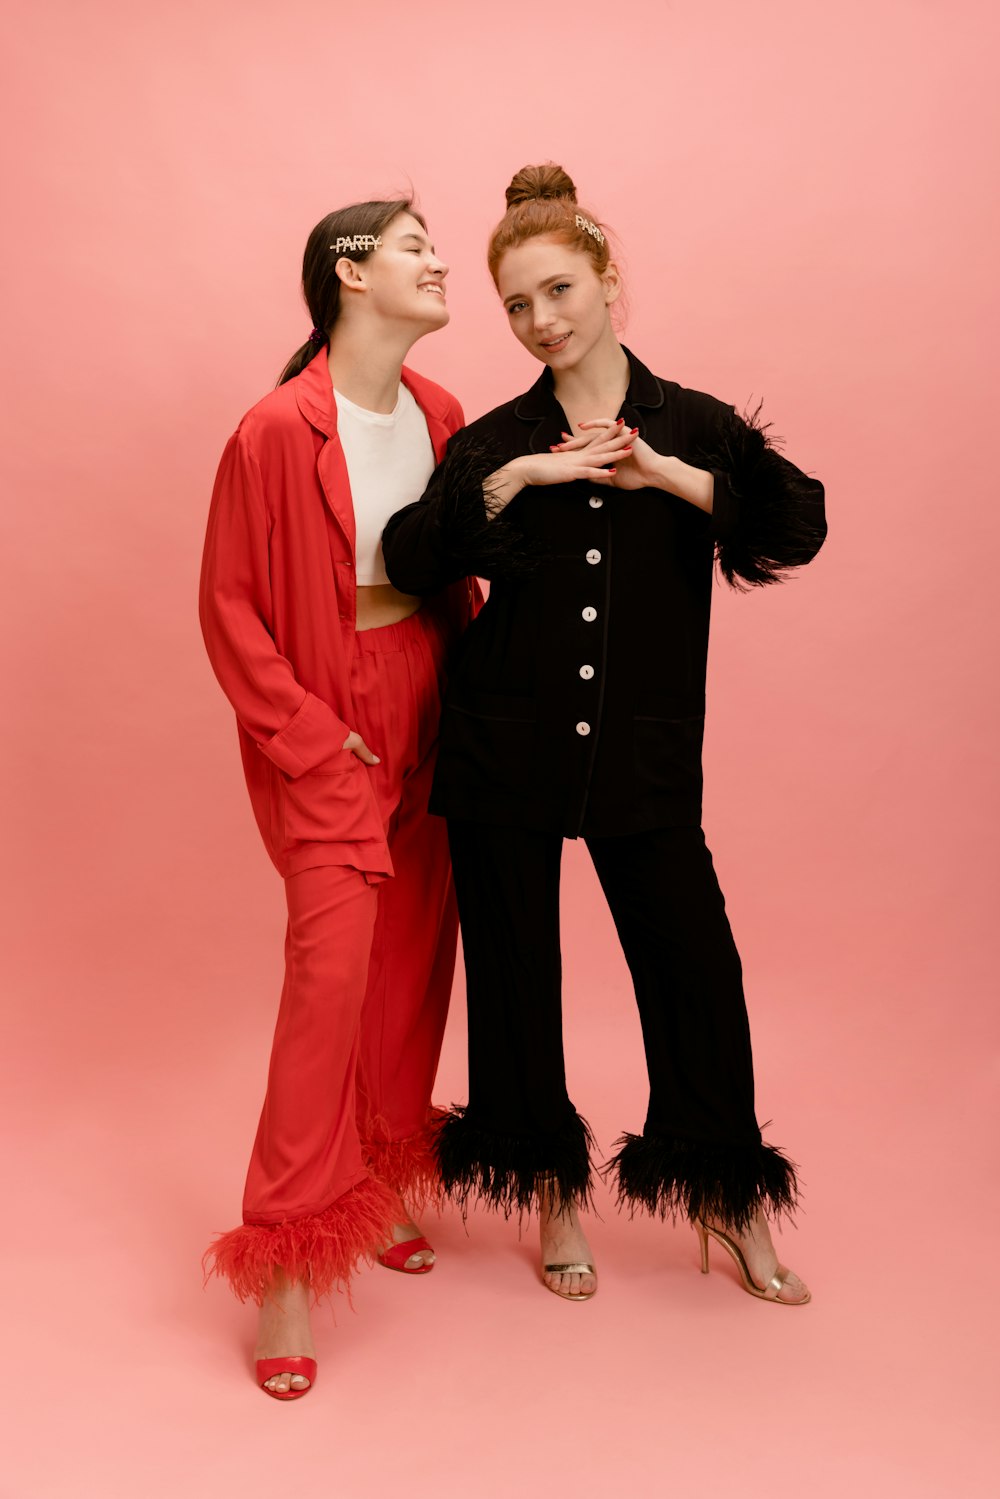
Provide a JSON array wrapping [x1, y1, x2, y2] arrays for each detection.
[[382, 347, 827, 1228]]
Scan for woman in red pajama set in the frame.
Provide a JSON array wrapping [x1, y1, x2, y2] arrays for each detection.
[[199, 197, 476, 1399]]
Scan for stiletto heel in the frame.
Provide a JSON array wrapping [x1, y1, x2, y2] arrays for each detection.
[[693, 1217, 810, 1306], [694, 1218, 710, 1274]]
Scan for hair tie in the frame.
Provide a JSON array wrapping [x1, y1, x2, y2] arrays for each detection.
[[308, 327, 326, 344]]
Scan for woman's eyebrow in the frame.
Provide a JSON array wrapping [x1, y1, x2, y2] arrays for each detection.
[[504, 273, 574, 302], [399, 232, 435, 252]]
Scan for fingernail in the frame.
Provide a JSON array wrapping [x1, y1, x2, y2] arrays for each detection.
[[372, 756, 381, 763], [549, 444, 560, 450], [561, 431, 572, 439], [608, 467, 617, 474], [617, 418, 625, 425], [631, 427, 639, 434]]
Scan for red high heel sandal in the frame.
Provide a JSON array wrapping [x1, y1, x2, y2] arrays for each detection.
[[256, 1356, 317, 1400], [376, 1237, 435, 1274]]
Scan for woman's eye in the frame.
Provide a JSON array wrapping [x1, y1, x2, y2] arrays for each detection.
[[551, 283, 570, 296], [507, 302, 527, 315]]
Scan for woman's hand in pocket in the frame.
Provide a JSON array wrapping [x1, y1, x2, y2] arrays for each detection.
[[342, 730, 381, 765]]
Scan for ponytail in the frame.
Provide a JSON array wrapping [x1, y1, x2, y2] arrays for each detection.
[[277, 330, 328, 387]]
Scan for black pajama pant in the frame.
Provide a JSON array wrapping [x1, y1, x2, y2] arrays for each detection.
[[440, 821, 798, 1230]]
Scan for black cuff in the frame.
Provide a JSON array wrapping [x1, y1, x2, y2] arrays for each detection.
[[603, 1129, 800, 1231], [698, 401, 827, 589], [435, 1105, 596, 1218], [434, 439, 548, 580]]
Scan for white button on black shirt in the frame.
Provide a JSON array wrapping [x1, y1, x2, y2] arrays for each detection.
[[582, 606, 597, 622], [576, 722, 591, 736], [579, 665, 595, 680], [588, 496, 604, 509], [586, 549, 602, 565]]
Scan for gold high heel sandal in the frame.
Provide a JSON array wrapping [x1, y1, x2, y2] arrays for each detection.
[[538, 1175, 597, 1302], [541, 1260, 598, 1302], [694, 1218, 811, 1306]]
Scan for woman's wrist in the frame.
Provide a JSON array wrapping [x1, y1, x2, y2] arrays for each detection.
[[653, 454, 715, 514], [485, 457, 530, 518]]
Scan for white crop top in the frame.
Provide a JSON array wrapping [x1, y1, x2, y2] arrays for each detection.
[[333, 383, 436, 586]]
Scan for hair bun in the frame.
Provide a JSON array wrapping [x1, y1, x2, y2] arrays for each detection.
[[505, 163, 577, 209]]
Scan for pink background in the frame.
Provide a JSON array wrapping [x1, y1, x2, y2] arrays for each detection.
[[3, 1, 998, 1494]]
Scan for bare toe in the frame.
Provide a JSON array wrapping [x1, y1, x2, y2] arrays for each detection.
[[405, 1250, 433, 1270], [778, 1271, 810, 1304]]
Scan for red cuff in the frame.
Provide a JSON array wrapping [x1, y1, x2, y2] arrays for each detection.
[[260, 691, 351, 778]]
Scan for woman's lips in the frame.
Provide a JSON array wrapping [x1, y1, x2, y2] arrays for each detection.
[[540, 332, 571, 352]]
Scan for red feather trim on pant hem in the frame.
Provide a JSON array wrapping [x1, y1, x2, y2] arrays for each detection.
[[362, 1107, 448, 1215], [202, 1174, 398, 1306]]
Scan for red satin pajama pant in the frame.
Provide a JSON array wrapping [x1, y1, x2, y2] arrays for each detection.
[[206, 608, 456, 1303]]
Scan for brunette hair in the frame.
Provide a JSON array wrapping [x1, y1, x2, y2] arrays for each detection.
[[487, 163, 611, 286], [277, 197, 427, 385]]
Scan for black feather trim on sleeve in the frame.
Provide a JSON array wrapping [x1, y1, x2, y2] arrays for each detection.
[[432, 435, 548, 580], [698, 401, 827, 590]]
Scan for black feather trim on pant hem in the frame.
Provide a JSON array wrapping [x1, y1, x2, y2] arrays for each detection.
[[602, 1129, 800, 1232], [435, 1105, 596, 1219]]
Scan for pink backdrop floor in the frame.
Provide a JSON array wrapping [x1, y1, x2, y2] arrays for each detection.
[[6, 838, 998, 1498]]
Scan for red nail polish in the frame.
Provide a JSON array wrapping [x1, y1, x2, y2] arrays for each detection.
[[631, 427, 639, 434], [617, 418, 625, 425], [608, 467, 617, 474]]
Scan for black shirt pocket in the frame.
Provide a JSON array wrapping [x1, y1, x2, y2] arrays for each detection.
[[438, 690, 538, 797], [632, 692, 705, 801]]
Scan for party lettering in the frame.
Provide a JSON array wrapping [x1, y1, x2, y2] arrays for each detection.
[[575, 214, 605, 246], [330, 234, 383, 254]]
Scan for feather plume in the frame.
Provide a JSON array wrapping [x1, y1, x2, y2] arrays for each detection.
[[202, 1174, 398, 1307], [433, 436, 548, 579], [603, 1129, 800, 1232], [436, 1105, 596, 1219], [362, 1108, 448, 1216], [699, 401, 827, 589]]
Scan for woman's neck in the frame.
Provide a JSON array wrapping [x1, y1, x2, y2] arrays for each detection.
[[551, 329, 631, 423], [327, 319, 416, 414]]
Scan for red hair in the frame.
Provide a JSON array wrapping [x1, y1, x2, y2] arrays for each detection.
[[487, 163, 611, 286]]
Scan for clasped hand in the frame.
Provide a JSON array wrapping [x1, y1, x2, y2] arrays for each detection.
[[516, 419, 663, 490]]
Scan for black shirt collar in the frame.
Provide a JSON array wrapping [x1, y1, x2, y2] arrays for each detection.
[[513, 344, 664, 423]]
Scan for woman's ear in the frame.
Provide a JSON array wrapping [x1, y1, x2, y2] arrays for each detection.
[[335, 256, 368, 293], [603, 260, 623, 307]]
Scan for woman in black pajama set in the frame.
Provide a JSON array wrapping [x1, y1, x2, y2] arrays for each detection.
[[382, 164, 827, 1306]]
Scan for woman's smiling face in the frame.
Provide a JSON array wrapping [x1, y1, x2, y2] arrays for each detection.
[[344, 211, 450, 330], [496, 235, 621, 370]]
